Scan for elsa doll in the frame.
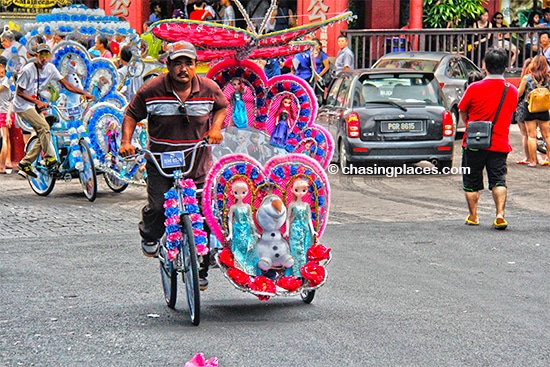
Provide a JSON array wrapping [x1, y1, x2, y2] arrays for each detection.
[[284, 178, 317, 277], [230, 78, 248, 129], [226, 180, 259, 274]]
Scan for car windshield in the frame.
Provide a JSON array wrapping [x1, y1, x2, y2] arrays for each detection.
[[357, 73, 442, 105], [374, 59, 439, 72]]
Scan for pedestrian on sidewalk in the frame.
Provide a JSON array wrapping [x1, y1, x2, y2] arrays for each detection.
[[458, 48, 518, 230]]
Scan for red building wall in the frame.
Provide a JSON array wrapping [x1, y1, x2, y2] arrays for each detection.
[[365, 0, 401, 29], [99, 0, 149, 33]]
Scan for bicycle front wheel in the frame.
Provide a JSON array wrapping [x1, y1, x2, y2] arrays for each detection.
[[25, 136, 56, 196], [104, 171, 129, 193], [181, 215, 200, 326], [78, 139, 97, 202]]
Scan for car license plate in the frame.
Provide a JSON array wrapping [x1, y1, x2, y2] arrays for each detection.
[[380, 121, 422, 133], [160, 151, 185, 169]]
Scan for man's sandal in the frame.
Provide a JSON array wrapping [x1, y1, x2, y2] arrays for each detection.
[[493, 217, 508, 230], [465, 215, 479, 226]]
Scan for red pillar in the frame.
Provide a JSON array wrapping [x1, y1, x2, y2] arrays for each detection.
[[409, 0, 423, 50]]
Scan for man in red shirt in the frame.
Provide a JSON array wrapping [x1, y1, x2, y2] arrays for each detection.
[[458, 48, 518, 230]]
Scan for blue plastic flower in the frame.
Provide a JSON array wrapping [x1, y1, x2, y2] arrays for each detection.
[[236, 163, 246, 174], [314, 179, 322, 189], [164, 189, 178, 199], [222, 169, 233, 180], [290, 165, 298, 176], [250, 167, 259, 179], [315, 134, 325, 143], [273, 166, 285, 179]]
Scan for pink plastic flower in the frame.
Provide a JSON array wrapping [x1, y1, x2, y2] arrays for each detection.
[[195, 244, 209, 256], [163, 199, 178, 208], [189, 213, 202, 222], [164, 216, 180, 226], [167, 232, 183, 242], [167, 248, 179, 261], [184, 353, 218, 367]]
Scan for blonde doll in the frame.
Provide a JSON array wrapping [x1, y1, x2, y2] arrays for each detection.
[[284, 178, 317, 277], [226, 180, 258, 274]]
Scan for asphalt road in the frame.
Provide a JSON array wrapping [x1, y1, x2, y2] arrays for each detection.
[[1, 126, 549, 366]]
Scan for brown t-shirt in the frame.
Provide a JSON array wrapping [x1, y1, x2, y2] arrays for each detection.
[[126, 74, 228, 184]]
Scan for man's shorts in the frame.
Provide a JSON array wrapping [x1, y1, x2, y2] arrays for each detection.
[[462, 148, 508, 192]]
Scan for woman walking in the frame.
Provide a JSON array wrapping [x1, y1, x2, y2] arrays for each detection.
[[517, 55, 550, 167]]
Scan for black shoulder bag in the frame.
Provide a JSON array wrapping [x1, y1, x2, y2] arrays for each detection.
[[465, 83, 509, 150]]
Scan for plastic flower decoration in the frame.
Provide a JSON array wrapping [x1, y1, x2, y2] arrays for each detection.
[[227, 267, 250, 286], [250, 276, 276, 301], [184, 353, 218, 367], [218, 247, 235, 268], [307, 244, 331, 262], [277, 276, 302, 292], [301, 262, 326, 287], [180, 179, 209, 256]]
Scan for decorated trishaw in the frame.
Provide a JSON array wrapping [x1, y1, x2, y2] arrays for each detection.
[[16, 5, 155, 192], [143, 0, 354, 324]]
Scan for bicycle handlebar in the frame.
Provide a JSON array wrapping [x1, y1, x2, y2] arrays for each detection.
[[46, 99, 89, 121], [133, 139, 209, 179]]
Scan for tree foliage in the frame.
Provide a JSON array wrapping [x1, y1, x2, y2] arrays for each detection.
[[423, 0, 488, 28]]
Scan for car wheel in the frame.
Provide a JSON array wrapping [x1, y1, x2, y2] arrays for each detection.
[[339, 141, 350, 171], [437, 160, 453, 173]]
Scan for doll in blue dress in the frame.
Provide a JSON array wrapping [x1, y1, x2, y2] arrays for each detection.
[[230, 78, 248, 129], [226, 180, 259, 274], [284, 178, 318, 277]]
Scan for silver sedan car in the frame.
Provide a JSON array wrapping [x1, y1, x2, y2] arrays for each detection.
[[372, 52, 481, 131]]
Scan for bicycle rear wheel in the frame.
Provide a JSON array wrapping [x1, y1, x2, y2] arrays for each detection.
[[159, 240, 177, 308], [181, 215, 200, 326], [25, 136, 56, 196], [78, 139, 97, 201], [300, 289, 316, 304]]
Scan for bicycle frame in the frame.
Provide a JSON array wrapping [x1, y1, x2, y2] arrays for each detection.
[[135, 140, 208, 325]]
